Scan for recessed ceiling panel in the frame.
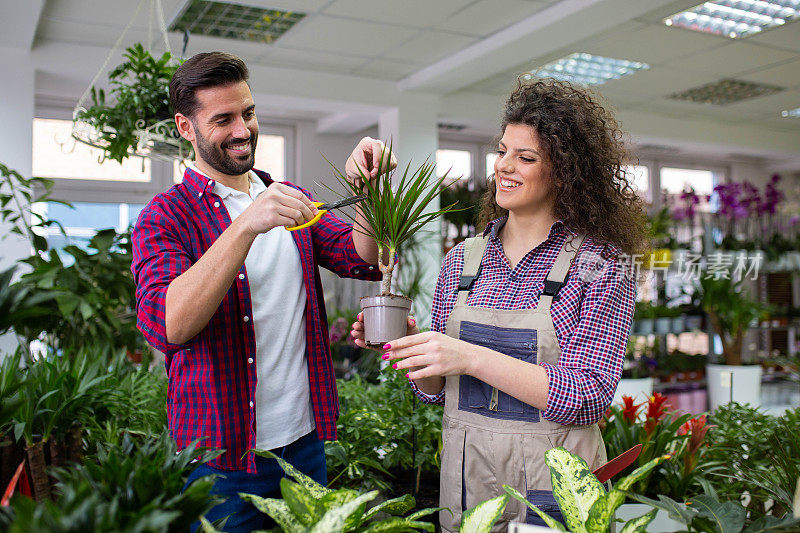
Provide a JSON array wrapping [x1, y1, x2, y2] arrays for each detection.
[[669, 78, 783, 105], [169, 1, 305, 44]]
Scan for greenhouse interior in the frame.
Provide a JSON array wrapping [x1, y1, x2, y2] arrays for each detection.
[[1, 0, 799, 532]]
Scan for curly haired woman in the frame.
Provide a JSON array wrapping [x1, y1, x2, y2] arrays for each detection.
[[352, 78, 647, 531]]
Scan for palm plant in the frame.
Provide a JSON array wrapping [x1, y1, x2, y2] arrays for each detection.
[[327, 143, 460, 296]]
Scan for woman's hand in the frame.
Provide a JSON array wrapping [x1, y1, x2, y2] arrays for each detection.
[[350, 312, 418, 350], [382, 331, 480, 381]]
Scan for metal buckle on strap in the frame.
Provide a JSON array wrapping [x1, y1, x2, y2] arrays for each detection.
[[542, 273, 569, 301], [458, 263, 483, 292]]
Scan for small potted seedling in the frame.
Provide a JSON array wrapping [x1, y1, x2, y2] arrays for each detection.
[[326, 143, 460, 347]]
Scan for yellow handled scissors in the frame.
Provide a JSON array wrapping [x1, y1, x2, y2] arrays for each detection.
[[286, 194, 367, 231]]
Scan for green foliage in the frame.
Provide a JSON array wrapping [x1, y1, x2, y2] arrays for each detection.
[[499, 447, 669, 533], [705, 404, 800, 520], [245, 449, 440, 532], [75, 43, 190, 163], [697, 276, 767, 365], [0, 162, 69, 254], [12, 228, 141, 353], [4, 433, 222, 532], [327, 371, 442, 492], [324, 144, 461, 295], [646, 207, 675, 249], [439, 183, 485, 243], [459, 494, 509, 533]]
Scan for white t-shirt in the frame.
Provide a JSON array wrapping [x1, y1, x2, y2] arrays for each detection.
[[191, 164, 314, 450]]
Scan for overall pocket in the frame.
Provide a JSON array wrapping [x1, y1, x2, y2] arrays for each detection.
[[525, 490, 566, 527], [457, 321, 539, 421]]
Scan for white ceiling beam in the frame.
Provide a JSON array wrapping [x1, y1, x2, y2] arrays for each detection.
[[397, 0, 683, 94], [1, 0, 46, 50]]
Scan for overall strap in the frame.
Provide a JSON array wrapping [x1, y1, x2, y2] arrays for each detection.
[[455, 235, 490, 306], [535, 234, 586, 313]]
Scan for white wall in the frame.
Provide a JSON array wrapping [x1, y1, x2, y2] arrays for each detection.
[[0, 47, 36, 355]]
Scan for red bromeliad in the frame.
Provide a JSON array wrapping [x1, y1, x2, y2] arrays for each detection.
[[621, 395, 644, 424], [644, 393, 669, 438], [677, 414, 714, 474]]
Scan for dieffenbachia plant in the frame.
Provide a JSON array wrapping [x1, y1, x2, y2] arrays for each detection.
[[502, 446, 670, 533], [324, 143, 461, 296], [237, 449, 442, 532]]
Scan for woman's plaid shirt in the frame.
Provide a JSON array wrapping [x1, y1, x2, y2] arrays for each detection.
[[413, 218, 636, 426]]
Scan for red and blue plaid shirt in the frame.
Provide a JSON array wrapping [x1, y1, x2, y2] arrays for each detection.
[[413, 218, 635, 426], [131, 167, 381, 472]]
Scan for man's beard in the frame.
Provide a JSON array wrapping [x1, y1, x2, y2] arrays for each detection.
[[193, 123, 257, 176]]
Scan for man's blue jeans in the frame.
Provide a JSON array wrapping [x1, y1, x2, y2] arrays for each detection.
[[185, 431, 327, 532]]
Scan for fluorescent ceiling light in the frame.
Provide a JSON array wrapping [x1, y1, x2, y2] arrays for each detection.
[[523, 53, 649, 86], [781, 107, 800, 117], [170, 1, 305, 44], [664, 1, 800, 39]]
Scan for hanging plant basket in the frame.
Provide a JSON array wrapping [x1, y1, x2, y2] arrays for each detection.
[[71, 43, 192, 164]]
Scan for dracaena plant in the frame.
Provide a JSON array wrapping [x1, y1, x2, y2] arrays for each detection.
[[326, 144, 460, 296]]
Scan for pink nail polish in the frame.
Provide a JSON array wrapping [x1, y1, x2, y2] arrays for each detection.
[[410, 318, 416, 325], [392, 363, 398, 370], [383, 343, 391, 350], [382, 354, 389, 360], [405, 373, 410, 379]]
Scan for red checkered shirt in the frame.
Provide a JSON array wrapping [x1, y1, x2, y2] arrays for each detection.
[[132, 167, 381, 472], [412, 218, 635, 426]]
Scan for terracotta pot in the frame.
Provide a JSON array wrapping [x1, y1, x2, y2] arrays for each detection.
[[360, 295, 412, 348]]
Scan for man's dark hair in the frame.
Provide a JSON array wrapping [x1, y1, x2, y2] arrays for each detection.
[[169, 52, 249, 118]]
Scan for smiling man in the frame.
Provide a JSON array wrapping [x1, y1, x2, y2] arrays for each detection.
[[131, 52, 390, 531]]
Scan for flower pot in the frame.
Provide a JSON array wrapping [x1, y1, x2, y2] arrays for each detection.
[[706, 363, 762, 411], [684, 314, 703, 331], [360, 295, 412, 348], [613, 377, 654, 405], [654, 317, 672, 335], [671, 315, 685, 334], [615, 503, 682, 532], [633, 318, 654, 336]]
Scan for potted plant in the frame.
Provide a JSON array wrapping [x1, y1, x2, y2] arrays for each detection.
[[697, 276, 767, 409], [632, 301, 656, 336], [327, 145, 460, 347], [73, 43, 191, 163]]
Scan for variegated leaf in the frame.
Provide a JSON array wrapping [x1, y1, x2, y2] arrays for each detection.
[[544, 447, 604, 533], [239, 493, 304, 532], [362, 494, 416, 521], [250, 448, 331, 498], [407, 507, 447, 521], [359, 517, 435, 532], [618, 509, 656, 533], [585, 455, 670, 532], [308, 490, 379, 533], [280, 477, 324, 526], [503, 485, 567, 532], [198, 516, 221, 533], [460, 494, 509, 533]]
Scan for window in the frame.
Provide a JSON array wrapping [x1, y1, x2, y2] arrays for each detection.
[[660, 167, 715, 197], [435, 149, 471, 185], [33, 118, 151, 182]]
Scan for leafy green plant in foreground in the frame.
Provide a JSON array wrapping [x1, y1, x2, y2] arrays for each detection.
[[241, 449, 441, 532]]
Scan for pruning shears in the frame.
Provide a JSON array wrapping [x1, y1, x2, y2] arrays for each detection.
[[286, 194, 367, 231]]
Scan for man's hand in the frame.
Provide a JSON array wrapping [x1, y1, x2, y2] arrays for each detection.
[[240, 183, 318, 235], [345, 137, 398, 187]]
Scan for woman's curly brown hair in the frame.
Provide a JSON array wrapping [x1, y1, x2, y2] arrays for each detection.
[[478, 77, 647, 257]]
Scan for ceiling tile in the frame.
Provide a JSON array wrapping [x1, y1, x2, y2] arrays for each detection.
[[664, 41, 797, 78], [601, 67, 717, 98], [739, 58, 800, 90], [583, 24, 725, 66], [38, 18, 151, 48], [229, 0, 332, 12], [322, 0, 473, 29], [722, 88, 800, 116], [260, 46, 367, 73], [276, 15, 418, 56], [435, 0, 548, 37], [748, 20, 800, 53], [383, 30, 477, 64], [351, 59, 420, 81], [183, 34, 272, 62]]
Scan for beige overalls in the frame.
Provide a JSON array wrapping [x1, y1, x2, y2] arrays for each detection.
[[439, 234, 607, 532]]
